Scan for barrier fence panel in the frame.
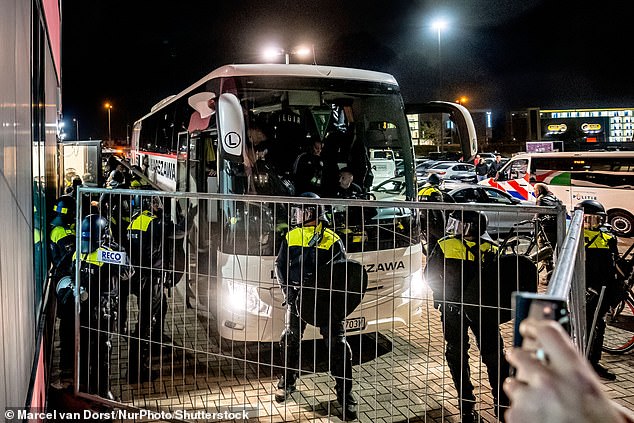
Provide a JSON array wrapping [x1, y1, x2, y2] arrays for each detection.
[[65, 187, 578, 422]]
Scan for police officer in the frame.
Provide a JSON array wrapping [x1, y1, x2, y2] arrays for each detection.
[[418, 173, 445, 254], [100, 169, 132, 246], [49, 195, 77, 377], [74, 214, 129, 400], [125, 195, 186, 382], [274, 192, 358, 421], [425, 210, 510, 422], [578, 199, 620, 380]]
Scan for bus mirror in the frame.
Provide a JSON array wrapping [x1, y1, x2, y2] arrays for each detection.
[[217, 93, 245, 161]]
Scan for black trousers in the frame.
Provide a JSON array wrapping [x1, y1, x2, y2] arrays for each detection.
[[586, 288, 610, 365], [279, 298, 353, 395], [128, 268, 167, 374], [439, 303, 510, 415], [80, 290, 117, 397]]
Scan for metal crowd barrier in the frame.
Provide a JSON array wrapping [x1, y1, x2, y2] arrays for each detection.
[[63, 186, 579, 422], [545, 208, 586, 352]]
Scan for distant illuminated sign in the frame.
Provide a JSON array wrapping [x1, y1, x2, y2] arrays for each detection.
[[547, 123, 567, 133], [581, 123, 602, 132]]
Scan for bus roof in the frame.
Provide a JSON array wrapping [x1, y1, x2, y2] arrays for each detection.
[[511, 151, 634, 159], [139, 64, 399, 123]]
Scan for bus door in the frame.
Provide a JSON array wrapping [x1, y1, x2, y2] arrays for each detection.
[[405, 101, 478, 162]]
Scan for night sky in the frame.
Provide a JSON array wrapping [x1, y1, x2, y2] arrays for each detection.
[[61, 0, 634, 141]]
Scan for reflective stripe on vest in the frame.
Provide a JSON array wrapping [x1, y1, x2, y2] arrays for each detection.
[[72, 250, 104, 267], [584, 229, 613, 249], [418, 186, 441, 198], [127, 210, 156, 231], [50, 225, 75, 244], [286, 223, 340, 250], [438, 237, 497, 261]]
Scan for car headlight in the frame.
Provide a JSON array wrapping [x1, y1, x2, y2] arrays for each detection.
[[224, 280, 272, 317]]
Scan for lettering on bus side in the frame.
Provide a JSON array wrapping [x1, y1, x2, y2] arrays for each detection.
[[364, 260, 406, 273], [149, 156, 177, 182], [268, 260, 407, 278]]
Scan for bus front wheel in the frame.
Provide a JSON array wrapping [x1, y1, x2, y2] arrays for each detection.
[[608, 210, 634, 238]]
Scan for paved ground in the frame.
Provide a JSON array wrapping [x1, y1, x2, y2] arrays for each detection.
[[48, 240, 634, 422]]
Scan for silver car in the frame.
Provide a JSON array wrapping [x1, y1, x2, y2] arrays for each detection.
[[445, 185, 534, 236], [423, 161, 477, 184]]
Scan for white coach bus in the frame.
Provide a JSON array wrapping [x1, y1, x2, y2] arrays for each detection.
[[131, 63, 477, 342], [480, 151, 634, 236]]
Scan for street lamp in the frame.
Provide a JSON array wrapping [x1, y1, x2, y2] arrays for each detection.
[[72, 117, 79, 140], [431, 19, 448, 153], [431, 19, 447, 99], [456, 96, 468, 105], [104, 102, 113, 141]]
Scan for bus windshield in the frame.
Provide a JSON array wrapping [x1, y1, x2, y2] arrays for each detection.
[[216, 75, 417, 254]]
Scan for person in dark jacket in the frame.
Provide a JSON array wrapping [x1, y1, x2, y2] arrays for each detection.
[[533, 183, 563, 282], [488, 153, 505, 179], [578, 199, 620, 380], [475, 155, 489, 182], [418, 173, 445, 254], [425, 210, 510, 422], [125, 195, 187, 383], [274, 192, 357, 421], [72, 214, 131, 400], [49, 195, 77, 378]]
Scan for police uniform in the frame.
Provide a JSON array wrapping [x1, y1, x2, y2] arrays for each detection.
[[125, 208, 169, 381], [417, 182, 445, 253], [49, 196, 77, 375], [275, 221, 357, 419], [73, 243, 127, 400], [426, 234, 510, 421], [584, 228, 619, 371], [99, 171, 131, 245]]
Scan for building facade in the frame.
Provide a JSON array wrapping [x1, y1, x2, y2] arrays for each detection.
[[0, 0, 61, 412]]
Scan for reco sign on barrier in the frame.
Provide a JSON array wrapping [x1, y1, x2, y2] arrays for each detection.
[[97, 249, 127, 265]]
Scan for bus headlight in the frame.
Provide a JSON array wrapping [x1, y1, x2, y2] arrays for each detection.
[[224, 280, 272, 317]]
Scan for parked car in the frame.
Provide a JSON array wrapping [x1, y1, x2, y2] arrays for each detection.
[[422, 162, 477, 184], [444, 185, 534, 236], [369, 148, 397, 187], [415, 160, 447, 179]]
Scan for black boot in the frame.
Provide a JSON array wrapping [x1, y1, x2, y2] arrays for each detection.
[[274, 375, 297, 403], [336, 387, 358, 421], [461, 410, 484, 423], [592, 362, 616, 380]]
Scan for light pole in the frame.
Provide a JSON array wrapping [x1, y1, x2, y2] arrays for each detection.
[[431, 19, 447, 99], [73, 118, 79, 140], [104, 102, 113, 141], [432, 19, 447, 153]]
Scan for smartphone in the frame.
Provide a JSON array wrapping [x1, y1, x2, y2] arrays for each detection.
[[512, 292, 570, 349]]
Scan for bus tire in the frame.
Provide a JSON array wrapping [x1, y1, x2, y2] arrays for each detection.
[[608, 210, 633, 238]]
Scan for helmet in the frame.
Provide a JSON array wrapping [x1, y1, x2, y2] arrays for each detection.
[[291, 192, 328, 225], [427, 173, 441, 185], [80, 214, 109, 253], [446, 210, 487, 238], [52, 195, 76, 226], [107, 169, 124, 186], [576, 199, 606, 230], [55, 275, 88, 304]]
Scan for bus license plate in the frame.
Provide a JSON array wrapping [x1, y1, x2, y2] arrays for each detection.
[[345, 317, 366, 332]]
